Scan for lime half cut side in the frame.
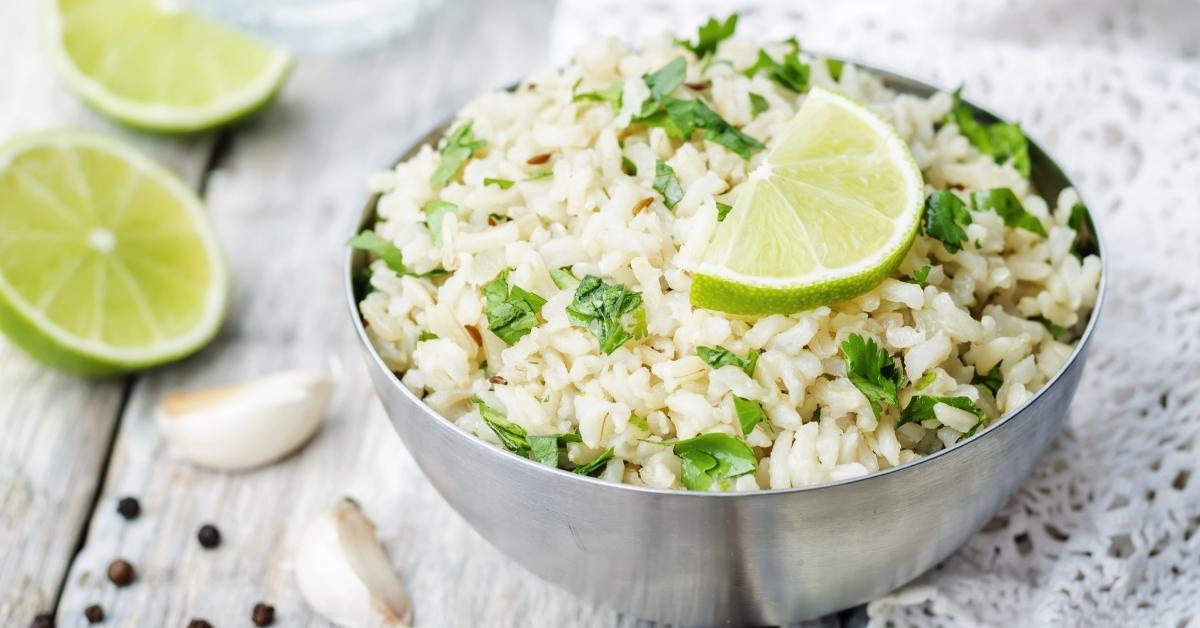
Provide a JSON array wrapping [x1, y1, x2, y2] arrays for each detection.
[[47, 0, 291, 133], [691, 87, 924, 316], [0, 131, 227, 376]]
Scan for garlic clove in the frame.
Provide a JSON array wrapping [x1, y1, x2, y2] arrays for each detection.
[[295, 498, 412, 628], [156, 370, 333, 471]]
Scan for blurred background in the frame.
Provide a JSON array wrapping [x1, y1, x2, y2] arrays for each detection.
[[2, 0, 1197, 626]]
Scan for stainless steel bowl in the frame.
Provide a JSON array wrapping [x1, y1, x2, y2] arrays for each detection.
[[345, 63, 1106, 626]]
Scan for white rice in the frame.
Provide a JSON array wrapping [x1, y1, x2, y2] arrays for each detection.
[[358, 34, 1101, 491]]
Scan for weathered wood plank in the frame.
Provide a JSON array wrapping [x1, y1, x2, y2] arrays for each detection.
[[0, 1, 215, 625]]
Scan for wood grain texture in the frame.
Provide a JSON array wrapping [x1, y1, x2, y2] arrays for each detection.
[[0, 1, 214, 624]]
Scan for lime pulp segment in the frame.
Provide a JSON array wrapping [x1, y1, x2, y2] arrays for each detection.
[[692, 87, 924, 316], [0, 131, 227, 375]]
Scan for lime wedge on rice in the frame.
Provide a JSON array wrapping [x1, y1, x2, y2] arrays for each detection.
[[691, 87, 924, 316], [0, 131, 227, 376], [46, 0, 291, 132]]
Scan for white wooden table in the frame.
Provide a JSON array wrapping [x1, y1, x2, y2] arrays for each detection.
[[0, 1, 856, 626]]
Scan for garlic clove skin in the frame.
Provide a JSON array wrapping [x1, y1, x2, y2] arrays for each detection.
[[156, 370, 333, 471], [295, 498, 412, 628]]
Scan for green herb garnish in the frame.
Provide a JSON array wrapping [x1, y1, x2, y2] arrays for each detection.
[[484, 177, 515, 190], [526, 170, 553, 181], [826, 58, 845, 81], [716, 201, 733, 221], [653, 160, 684, 209], [897, 395, 986, 430], [347, 230, 407, 276], [1068, 201, 1099, 258], [670, 433, 757, 491], [841, 333, 905, 419], [973, 364, 1003, 395], [732, 396, 769, 436], [573, 81, 623, 108], [550, 266, 578, 290], [743, 48, 810, 93], [417, 331, 438, 341], [902, 264, 932, 286], [629, 415, 649, 431], [696, 345, 758, 376], [922, 190, 972, 254], [675, 13, 738, 59], [566, 275, 646, 354], [634, 58, 764, 159], [943, 89, 1030, 178], [748, 92, 769, 117], [483, 269, 547, 346], [572, 448, 614, 476], [422, 200, 457, 247], [914, 371, 936, 390], [621, 155, 637, 176], [431, 121, 486, 188], [1034, 316, 1070, 341], [971, 188, 1047, 237]]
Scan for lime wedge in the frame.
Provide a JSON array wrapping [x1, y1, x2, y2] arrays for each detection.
[[0, 131, 227, 376], [691, 87, 924, 315], [46, 0, 291, 133]]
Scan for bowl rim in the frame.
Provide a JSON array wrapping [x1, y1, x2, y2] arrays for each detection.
[[344, 54, 1108, 498]]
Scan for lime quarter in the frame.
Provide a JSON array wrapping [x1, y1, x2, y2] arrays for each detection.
[[0, 131, 228, 375]]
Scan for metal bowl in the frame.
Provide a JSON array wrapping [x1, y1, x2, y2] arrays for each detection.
[[345, 63, 1106, 626]]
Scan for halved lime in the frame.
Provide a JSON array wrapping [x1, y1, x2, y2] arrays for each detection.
[[691, 87, 924, 316], [46, 0, 291, 133], [0, 131, 227, 376]]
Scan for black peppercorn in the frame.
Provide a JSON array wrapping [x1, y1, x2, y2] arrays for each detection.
[[196, 524, 221, 549], [116, 496, 140, 520], [30, 613, 54, 628], [251, 602, 275, 626], [107, 559, 135, 587], [83, 605, 104, 623]]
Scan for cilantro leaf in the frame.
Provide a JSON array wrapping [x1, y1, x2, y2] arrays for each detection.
[[902, 264, 932, 286], [897, 395, 986, 430], [484, 177, 514, 190], [653, 160, 684, 209], [431, 121, 486, 188], [696, 345, 758, 376], [621, 155, 637, 176], [1034, 316, 1070, 341], [743, 48, 810, 93], [826, 58, 845, 81], [573, 81, 623, 108], [973, 364, 1002, 395], [944, 89, 1030, 178], [629, 415, 649, 431], [922, 190, 972, 254], [914, 371, 936, 390], [643, 57, 688, 106], [483, 269, 547, 346], [473, 396, 529, 454], [573, 448, 615, 476], [971, 188, 1047, 237], [670, 433, 757, 491], [633, 59, 764, 160], [841, 333, 905, 419], [1068, 201, 1099, 258], [716, 201, 733, 221], [526, 170, 553, 181], [748, 92, 769, 117], [732, 396, 768, 436], [566, 275, 644, 354], [417, 330, 438, 341], [347, 230, 412, 276], [675, 13, 738, 59], [526, 435, 560, 467], [422, 200, 457, 247], [549, 266, 578, 290]]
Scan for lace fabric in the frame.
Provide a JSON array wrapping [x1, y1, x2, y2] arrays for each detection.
[[550, 1, 1200, 625]]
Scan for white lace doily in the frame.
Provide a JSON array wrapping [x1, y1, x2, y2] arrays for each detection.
[[550, 1, 1200, 625]]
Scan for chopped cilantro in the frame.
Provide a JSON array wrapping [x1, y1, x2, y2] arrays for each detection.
[[642, 57, 688, 107], [430, 121, 486, 188], [550, 266, 578, 290], [573, 448, 614, 476], [347, 230, 407, 276], [696, 345, 758, 376], [527, 435, 560, 467], [473, 396, 529, 454], [943, 89, 1030, 178], [841, 333, 905, 419], [716, 201, 733, 221], [748, 92, 769, 117], [914, 371, 937, 390], [483, 269, 546, 346], [971, 188, 1047, 237], [670, 433, 757, 491], [1068, 201, 1100, 258], [653, 160, 684, 209], [526, 170, 553, 181], [422, 200, 457, 247], [629, 415, 649, 431], [973, 364, 1003, 395], [621, 155, 637, 176], [573, 81, 623, 108], [922, 190, 972, 254], [417, 330, 438, 341], [826, 58, 845, 81], [743, 48, 810, 93], [675, 13, 738, 59], [634, 58, 764, 159], [897, 395, 986, 430], [1034, 316, 1070, 341], [733, 396, 768, 436], [566, 275, 645, 354], [484, 177, 514, 190], [902, 264, 932, 286]]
